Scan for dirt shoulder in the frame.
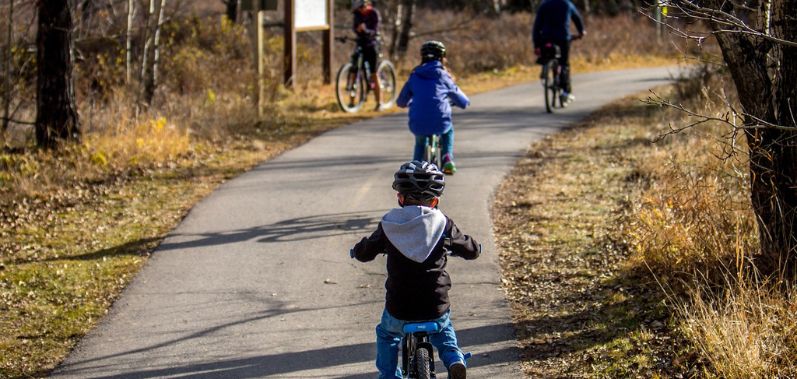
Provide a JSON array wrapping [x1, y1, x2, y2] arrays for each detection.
[[492, 92, 690, 377]]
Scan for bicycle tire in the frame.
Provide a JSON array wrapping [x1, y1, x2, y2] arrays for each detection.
[[336, 63, 366, 113], [432, 136, 442, 168], [543, 60, 558, 114], [377, 60, 397, 109], [414, 347, 432, 379]]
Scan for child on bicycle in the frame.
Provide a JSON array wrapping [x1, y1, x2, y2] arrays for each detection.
[[350, 160, 480, 379], [396, 41, 470, 175]]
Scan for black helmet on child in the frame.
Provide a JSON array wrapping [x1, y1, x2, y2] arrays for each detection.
[[392, 160, 445, 201], [420, 40, 446, 62]]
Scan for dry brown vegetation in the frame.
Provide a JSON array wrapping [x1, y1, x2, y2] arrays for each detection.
[[494, 68, 797, 377]]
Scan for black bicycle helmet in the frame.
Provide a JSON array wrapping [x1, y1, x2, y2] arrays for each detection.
[[420, 40, 446, 63], [392, 160, 445, 201]]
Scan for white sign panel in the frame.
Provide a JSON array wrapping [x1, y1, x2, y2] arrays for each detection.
[[295, 0, 328, 30]]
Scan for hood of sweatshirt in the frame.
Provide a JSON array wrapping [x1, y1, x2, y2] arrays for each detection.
[[381, 205, 447, 263], [414, 61, 445, 80]]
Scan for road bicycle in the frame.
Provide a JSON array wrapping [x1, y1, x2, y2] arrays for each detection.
[[335, 36, 397, 113], [401, 321, 471, 379], [537, 36, 581, 113]]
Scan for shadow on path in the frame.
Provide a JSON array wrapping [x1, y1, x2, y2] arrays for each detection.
[[72, 323, 518, 379], [158, 211, 384, 252]]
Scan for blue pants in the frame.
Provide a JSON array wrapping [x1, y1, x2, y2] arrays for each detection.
[[412, 128, 455, 164], [375, 309, 465, 379]]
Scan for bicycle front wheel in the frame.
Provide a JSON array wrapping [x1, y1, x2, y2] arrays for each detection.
[[414, 347, 432, 379], [377, 60, 397, 109], [336, 63, 366, 113]]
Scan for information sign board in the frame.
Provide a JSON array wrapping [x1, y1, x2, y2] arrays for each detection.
[[295, 0, 329, 31]]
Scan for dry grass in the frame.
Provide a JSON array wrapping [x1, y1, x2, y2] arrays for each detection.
[[680, 283, 797, 378], [493, 94, 681, 377], [383, 12, 684, 76], [617, 71, 797, 378]]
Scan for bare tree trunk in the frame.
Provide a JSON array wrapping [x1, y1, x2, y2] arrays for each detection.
[[395, 0, 415, 59], [35, 0, 80, 148], [223, 0, 238, 22], [143, 0, 166, 105], [126, 0, 134, 84], [702, 0, 797, 281], [388, 1, 401, 58], [140, 0, 155, 86], [3, 0, 12, 133]]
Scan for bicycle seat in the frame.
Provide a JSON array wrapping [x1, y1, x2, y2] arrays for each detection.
[[403, 322, 440, 334]]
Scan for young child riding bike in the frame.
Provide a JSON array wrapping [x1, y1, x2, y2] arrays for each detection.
[[350, 160, 481, 379], [396, 41, 470, 175]]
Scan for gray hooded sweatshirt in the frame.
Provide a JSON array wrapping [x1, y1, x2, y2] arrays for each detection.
[[381, 205, 447, 263]]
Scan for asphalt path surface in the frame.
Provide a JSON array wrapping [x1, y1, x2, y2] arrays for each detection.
[[52, 67, 678, 378]]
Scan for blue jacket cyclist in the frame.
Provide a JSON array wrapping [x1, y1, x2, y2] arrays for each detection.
[[396, 41, 469, 175], [532, 0, 586, 100]]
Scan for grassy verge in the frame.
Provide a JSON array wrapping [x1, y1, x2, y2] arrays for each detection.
[[493, 92, 685, 377]]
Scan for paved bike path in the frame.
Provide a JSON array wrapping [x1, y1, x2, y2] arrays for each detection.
[[52, 67, 678, 378]]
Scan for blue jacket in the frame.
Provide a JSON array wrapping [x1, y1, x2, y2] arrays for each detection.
[[396, 61, 470, 136], [532, 0, 584, 48]]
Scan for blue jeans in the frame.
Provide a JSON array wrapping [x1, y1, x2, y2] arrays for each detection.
[[413, 128, 455, 163], [375, 309, 465, 379]]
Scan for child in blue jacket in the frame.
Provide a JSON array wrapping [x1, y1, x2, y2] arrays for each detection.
[[396, 41, 470, 175]]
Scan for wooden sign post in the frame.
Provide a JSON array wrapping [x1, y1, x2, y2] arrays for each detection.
[[284, 0, 334, 87]]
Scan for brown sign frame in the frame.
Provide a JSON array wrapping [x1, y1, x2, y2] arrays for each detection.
[[284, 0, 334, 87]]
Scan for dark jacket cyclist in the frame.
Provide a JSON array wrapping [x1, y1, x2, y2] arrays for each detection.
[[352, 0, 383, 108], [532, 0, 585, 100]]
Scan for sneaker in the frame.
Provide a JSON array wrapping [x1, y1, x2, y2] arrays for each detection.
[[442, 160, 457, 175], [448, 362, 466, 379], [560, 92, 575, 104]]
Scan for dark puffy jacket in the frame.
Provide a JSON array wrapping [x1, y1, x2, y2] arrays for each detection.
[[353, 8, 380, 48], [396, 61, 470, 137], [532, 0, 585, 48], [351, 206, 480, 321]]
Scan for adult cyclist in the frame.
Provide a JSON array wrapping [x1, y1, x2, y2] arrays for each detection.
[[352, 0, 382, 109], [532, 0, 586, 104]]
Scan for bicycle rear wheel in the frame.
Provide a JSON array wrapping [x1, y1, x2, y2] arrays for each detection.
[[377, 60, 397, 109], [543, 60, 559, 114], [336, 63, 366, 113], [414, 346, 432, 379]]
